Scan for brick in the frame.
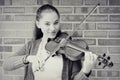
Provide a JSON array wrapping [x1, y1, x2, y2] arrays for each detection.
[[109, 63, 120, 69], [0, 15, 14, 21], [61, 0, 83, 5], [0, 0, 4, 5], [52, 0, 59, 5], [90, 70, 96, 77], [109, 0, 120, 5], [25, 7, 38, 13], [14, 76, 24, 80], [89, 78, 107, 80], [3, 7, 25, 13], [26, 6, 73, 14], [107, 71, 120, 77], [0, 31, 33, 38], [99, 7, 120, 13], [89, 47, 107, 54], [60, 23, 72, 30], [0, 67, 3, 79], [40, 0, 52, 5], [0, 8, 2, 14], [73, 23, 96, 30], [61, 15, 84, 22], [37, 0, 43, 4], [74, 7, 97, 13], [110, 15, 120, 22], [15, 15, 35, 21], [4, 68, 24, 75], [0, 53, 2, 59], [84, 39, 96, 45], [66, 31, 83, 37], [108, 47, 120, 54], [12, 46, 23, 53], [3, 53, 13, 59], [84, 31, 107, 38], [109, 31, 120, 38], [97, 70, 120, 77], [0, 22, 34, 30], [26, 38, 33, 43], [70, 38, 95, 45], [110, 55, 120, 63], [3, 38, 25, 44], [37, 0, 59, 5], [4, 0, 12, 5], [97, 71, 108, 77], [86, 15, 108, 22], [12, 0, 37, 5], [0, 60, 3, 66], [109, 78, 120, 80], [2, 76, 14, 80], [98, 39, 120, 46], [97, 23, 120, 30], [0, 38, 2, 44], [0, 46, 12, 52], [85, 0, 108, 5], [57, 7, 73, 14]]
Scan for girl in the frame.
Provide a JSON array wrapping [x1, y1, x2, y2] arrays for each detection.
[[3, 4, 97, 80]]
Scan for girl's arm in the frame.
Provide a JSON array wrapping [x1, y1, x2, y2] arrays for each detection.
[[71, 40, 94, 80], [3, 41, 32, 71]]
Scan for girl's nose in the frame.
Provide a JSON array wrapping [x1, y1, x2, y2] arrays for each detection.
[[50, 25, 56, 31]]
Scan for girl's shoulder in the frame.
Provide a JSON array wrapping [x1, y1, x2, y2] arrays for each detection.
[[25, 39, 42, 48]]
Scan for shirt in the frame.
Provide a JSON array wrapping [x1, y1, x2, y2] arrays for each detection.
[[3, 39, 90, 80]]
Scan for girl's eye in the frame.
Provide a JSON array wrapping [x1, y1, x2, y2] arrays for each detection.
[[54, 21, 59, 25]]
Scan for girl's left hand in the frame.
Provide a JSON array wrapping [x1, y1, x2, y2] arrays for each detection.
[[81, 52, 97, 74], [27, 55, 40, 72]]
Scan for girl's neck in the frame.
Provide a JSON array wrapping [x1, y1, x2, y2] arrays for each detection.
[[40, 36, 49, 50]]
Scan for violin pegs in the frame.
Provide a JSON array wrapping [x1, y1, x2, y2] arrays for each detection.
[[107, 56, 110, 60], [98, 62, 101, 65], [108, 62, 114, 67], [103, 53, 106, 57]]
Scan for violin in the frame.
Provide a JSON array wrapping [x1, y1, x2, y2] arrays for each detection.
[[39, 3, 113, 69], [45, 32, 113, 68]]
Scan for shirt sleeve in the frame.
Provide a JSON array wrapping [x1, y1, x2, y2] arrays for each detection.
[[70, 60, 90, 80], [72, 70, 89, 80], [70, 40, 91, 80], [3, 40, 33, 71]]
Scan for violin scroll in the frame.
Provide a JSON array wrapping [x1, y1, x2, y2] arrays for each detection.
[[97, 53, 113, 68]]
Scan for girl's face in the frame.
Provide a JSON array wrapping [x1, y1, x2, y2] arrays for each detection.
[[36, 11, 60, 39]]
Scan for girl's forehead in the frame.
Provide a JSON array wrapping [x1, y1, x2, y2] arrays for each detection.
[[41, 9, 54, 13], [40, 11, 59, 21]]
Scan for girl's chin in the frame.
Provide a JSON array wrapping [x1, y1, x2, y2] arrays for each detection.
[[49, 35, 56, 38], [47, 34, 56, 38]]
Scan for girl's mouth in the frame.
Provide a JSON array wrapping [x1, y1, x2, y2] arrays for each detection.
[[49, 30, 57, 34]]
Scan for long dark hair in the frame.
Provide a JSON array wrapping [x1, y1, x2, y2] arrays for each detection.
[[34, 4, 61, 40]]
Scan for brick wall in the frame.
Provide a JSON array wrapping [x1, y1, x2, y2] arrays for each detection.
[[0, 0, 120, 80]]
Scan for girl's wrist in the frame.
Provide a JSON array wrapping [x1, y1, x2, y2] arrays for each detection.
[[23, 55, 29, 64], [81, 68, 91, 74], [81, 69, 92, 77]]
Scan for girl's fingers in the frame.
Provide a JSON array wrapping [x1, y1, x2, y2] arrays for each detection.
[[84, 52, 92, 61], [93, 54, 97, 63]]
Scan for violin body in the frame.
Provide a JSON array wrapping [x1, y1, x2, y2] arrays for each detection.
[[46, 39, 88, 61]]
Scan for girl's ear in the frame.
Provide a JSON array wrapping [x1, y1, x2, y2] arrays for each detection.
[[36, 21, 41, 29]]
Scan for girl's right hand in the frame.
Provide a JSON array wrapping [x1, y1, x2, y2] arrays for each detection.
[[27, 55, 40, 72]]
